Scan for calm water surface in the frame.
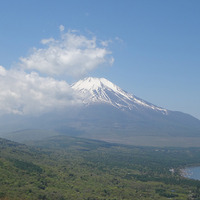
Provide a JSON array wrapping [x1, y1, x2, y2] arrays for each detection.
[[182, 166, 200, 181]]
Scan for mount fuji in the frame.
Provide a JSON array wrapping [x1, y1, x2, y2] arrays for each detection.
[[70, 77, 200, 145], [72, 77, 167, 114], [1, 77, 200, 146]]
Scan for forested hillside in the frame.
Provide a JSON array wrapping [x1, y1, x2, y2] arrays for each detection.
[[1, 136, 200, 199]]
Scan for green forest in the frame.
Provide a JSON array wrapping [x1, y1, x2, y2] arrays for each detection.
[[1, 135, 200, 200]]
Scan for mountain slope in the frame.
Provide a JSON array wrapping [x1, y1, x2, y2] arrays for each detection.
[[70, 77, 200, 142], [1, 77, 200, 147], [72, 77, 167, 114]]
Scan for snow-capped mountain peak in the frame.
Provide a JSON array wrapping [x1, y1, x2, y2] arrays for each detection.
[[72, 77, 167, 114], [72, 77, 120, 92]]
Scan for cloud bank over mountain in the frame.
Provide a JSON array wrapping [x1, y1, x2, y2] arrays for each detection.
[[0, 66, 81, 115], [0, 27, 114, 115]]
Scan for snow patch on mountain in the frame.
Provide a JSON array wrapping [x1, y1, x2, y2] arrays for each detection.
[[72, 77, 168, 114]]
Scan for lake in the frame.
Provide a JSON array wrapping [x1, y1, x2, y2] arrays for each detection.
[[182, 166, 200, 181]]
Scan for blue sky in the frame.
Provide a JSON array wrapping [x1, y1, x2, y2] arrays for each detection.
[[0, 0, 200, 119]]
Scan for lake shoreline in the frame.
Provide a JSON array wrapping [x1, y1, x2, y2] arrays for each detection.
[[180, 166, 200, 181]]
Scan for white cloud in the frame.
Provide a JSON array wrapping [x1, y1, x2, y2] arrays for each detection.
[[101, 40, 112, 47], [0, 66, 7, 76], [109, 57, 115, 65], [41, 38, 55, 45], [0, 66, 81, 115], [115, 36, 124, 44], [19, 30, 114, 77], [0, 30, 115, 116], [59, 24, 65, 32]]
